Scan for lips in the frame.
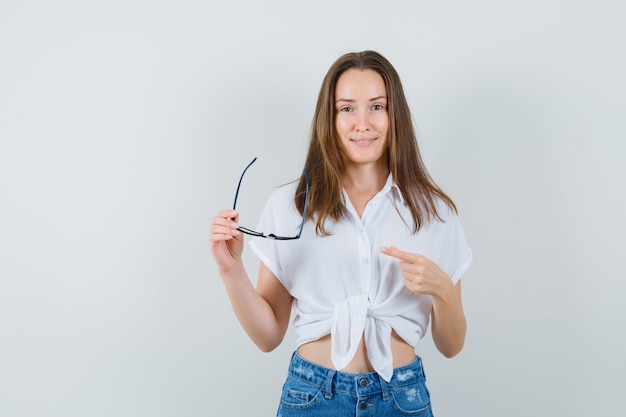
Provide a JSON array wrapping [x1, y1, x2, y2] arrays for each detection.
[[351, 138, 377, 146]]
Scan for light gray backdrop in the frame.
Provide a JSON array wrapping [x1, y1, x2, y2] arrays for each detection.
[[1, 1, 624, 416]]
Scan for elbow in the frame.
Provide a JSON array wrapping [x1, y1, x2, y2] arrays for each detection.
[[249, 321, 288, 353], [435, 336, 465, 358], [257, 343, 278, 353], [255, 335, 284, 353], [441, 345, 463, 358]]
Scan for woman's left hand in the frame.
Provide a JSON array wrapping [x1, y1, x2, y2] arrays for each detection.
[[381, 245, 466, 357], [380, 246, 453, 300]]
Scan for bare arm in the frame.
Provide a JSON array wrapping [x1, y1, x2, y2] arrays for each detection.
[[430, 280, 466, 357], [210, 210, 292, 352], [380, 245, 466, 357]]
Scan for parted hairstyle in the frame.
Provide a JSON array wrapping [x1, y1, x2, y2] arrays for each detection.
[[295, 50, 456, 235]]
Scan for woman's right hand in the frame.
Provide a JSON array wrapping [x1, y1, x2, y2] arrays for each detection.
[[209, 210, 244, 273]]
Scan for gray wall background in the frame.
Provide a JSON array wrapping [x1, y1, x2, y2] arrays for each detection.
[[1, 1, 624, 416]]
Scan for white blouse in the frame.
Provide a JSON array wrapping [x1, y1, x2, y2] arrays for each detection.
[[249, 175, 472, 382]]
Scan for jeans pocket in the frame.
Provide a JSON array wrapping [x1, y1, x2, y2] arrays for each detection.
[[389, 379, 432, 416], [278, 375, 324, 410]]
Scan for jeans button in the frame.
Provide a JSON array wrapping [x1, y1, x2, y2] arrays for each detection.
[[360, 379, 369, 387], [359, 401, 372, 410]]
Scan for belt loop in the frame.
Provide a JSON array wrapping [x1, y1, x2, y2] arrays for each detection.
[[323, 369, 335, 399], [377, 373, 390, 401]]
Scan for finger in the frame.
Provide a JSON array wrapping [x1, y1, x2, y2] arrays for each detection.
[[210, 211, 241, 240], [212, 210, 240, 227], [209, 231, 237, 242], [212, 218, 239, 233], [216, 209, 239, 222], [211, 221, 239, 236], [379, 245, 412, 261]]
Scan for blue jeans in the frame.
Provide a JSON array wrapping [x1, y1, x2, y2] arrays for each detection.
[[276, 351, 434, 417]]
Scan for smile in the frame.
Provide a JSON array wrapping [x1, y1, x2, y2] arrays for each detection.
[[351, 138, 377, 146]]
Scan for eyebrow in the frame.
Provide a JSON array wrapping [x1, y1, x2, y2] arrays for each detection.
[[335, 96, 387, 103]]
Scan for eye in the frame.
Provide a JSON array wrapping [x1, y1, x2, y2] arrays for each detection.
[[338, 106, 353, 112], [371, 104, 385, 111]]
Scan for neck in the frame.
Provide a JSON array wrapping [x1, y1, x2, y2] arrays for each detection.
[[342, 161, 389, 192]]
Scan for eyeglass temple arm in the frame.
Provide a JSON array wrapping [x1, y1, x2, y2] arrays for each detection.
[[233, 157, 258, 210]]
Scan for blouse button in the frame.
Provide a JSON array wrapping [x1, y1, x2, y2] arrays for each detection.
[[362, 258, 369, 264]]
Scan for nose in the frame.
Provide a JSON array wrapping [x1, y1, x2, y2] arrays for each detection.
[[355, 111, 370, 131]]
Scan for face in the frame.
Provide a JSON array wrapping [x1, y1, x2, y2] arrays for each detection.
[[334, 69, 389, 168]]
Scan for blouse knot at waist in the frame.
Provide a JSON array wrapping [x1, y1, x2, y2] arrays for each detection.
[[331, 293, 395, 382]]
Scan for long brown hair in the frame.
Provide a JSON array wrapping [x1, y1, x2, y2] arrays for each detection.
[[295, 50, 456, 235]]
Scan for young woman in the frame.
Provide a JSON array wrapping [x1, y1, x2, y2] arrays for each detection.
[[210, 50, 472, 416]]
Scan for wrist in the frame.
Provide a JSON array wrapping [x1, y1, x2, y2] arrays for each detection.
[[219, 260, 245, 278], [432, 279, 455, 304]]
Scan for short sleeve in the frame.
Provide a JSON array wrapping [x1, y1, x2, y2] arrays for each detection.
[[247, 183, 300, 290], [437, 203, 473, 284]]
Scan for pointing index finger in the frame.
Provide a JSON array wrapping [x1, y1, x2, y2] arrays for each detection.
[[380, 245, 411, 260]]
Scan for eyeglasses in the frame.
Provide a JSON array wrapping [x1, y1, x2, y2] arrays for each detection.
[[232, 157, 309, 240]]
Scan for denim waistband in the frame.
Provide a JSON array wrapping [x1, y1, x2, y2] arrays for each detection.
[[287, 351, 426, 399]]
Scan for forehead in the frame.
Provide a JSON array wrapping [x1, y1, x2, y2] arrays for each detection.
[[335, 69, 387, 99]]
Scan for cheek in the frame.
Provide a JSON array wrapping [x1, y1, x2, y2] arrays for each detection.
[[335, 116, 351, 135], [373, 115, 389, 132]]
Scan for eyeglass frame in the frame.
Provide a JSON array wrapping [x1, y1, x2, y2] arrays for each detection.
[[232, 157, 309, 240]]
